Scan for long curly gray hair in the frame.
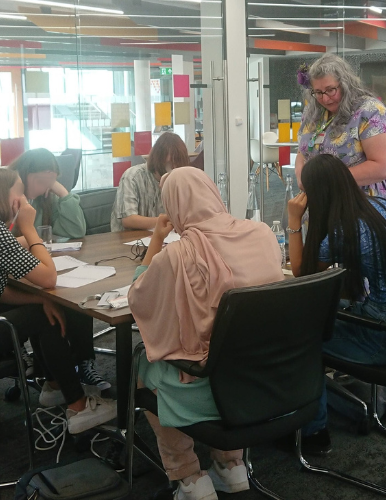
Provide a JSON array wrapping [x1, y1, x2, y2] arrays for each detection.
[[302, 53, 375, 136]]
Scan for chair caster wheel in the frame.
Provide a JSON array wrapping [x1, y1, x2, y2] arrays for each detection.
[[5, 385, 21, 401]]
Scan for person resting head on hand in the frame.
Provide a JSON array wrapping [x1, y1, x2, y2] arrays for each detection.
[[8, 148, 86, 239], [0, 168, 115, 434], [287, 153, 386, 454]]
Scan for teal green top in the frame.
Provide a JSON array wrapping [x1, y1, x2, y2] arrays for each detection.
[[133, 265, 148, 282], [132, 263, 220, 427], [32, 193, 86, 239]]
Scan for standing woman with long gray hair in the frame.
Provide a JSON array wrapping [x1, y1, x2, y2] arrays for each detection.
[[295, 53, 386, 198]]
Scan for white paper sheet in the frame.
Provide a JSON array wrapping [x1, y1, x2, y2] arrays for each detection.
[[51, 242, 83, 252], [53, 256, 88, 272], [56, 265, 116, 288], [124, 231, 180, 247]]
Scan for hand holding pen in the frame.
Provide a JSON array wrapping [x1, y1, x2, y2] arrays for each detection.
[[8, 209, 20, 232], [11, 196, 36, 235]]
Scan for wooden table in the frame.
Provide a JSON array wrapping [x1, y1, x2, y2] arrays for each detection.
[[10, 230, 151, 429]]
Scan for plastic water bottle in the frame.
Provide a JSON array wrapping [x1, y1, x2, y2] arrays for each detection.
[[217, 172, 229, 211], [271, 220, 286, 268], [246, 172, 261, 222], [281, 174, 294, 245]]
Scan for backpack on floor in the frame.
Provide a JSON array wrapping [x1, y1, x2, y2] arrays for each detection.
[[14, 457, 130, 500]]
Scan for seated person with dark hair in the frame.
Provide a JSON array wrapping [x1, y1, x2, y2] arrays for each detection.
[[110, 132, 190, 232]]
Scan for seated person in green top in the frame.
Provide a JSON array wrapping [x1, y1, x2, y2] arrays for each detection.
[[9, 148, 86, 240], [110, 131, 190, 232], [8, 149, 108, 390]]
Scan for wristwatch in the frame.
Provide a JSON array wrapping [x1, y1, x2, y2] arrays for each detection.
[[286, 226, 302, 234]]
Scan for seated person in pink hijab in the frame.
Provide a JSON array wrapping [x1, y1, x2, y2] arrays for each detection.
[[128, 167, 284, 500]]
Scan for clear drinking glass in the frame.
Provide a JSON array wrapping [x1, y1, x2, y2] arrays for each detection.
[[37, 225, 53, 253]]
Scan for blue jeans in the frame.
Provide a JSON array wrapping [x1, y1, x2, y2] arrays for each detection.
[[303, 298, 386, 436]]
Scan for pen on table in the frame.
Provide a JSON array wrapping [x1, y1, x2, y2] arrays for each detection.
[[9, 209, 20, 232]]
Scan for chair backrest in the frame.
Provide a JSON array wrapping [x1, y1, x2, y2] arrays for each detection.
[[250, 138, 279, 164], [205, 269, 345, 427], [78, 188, 117, 235], [263, 131, 278, 144], [60, 148, 82, 189], [56, 155, 77, 192]]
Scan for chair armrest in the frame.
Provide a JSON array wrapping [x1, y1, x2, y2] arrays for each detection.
[[167, 359, 209, 378], [336, 310, 386, 332]]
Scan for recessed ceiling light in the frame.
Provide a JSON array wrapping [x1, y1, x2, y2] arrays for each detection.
[[0, 13, 27, 20]]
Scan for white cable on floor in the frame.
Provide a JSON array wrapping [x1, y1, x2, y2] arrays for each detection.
[[33, 406, 67, 463]]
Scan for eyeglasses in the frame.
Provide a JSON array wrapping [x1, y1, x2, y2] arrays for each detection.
[[310, 86, 340, 99]]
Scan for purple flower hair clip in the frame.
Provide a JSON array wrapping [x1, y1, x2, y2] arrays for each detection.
[[297, 62, 311, 89]]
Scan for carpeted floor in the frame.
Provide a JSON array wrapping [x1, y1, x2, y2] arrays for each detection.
[[2, 322, 386, 500], [2, 174, 386, 499]]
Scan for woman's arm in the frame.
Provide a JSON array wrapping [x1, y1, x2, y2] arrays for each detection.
[[287, 193, 307, 277], [16, 197, 57, 289], [122, 214, 159, 231], [349, 134, 386, 186], [142, 214, 174, 266], [0, 286, 65, 336], [50, 189, 86, 238], [295, 152, 306, 190]]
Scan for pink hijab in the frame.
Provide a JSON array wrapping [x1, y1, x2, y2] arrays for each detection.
[[129, 167, 283, 366]]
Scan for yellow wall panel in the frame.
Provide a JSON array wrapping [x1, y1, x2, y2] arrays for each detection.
[[278, 123, 291, 143], [112, 132, 131, 158], [155, 102, 172, 127]]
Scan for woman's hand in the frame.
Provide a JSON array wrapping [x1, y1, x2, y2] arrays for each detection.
[[42, 299, 66, 337], [288, 192, 307, 228], [16, 196, 36, 235], [153, 214, 174, 241], [142, 214, 174, 266], [48, 180, 68, 198]]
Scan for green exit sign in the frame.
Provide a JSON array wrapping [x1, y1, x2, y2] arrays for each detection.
[[160, 67, 172, 76]]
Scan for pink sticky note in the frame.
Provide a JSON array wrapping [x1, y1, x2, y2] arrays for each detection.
[[173, 75, 190, 98], [134, 131, 152, 155], [113, 161, 131, 187], [0, 137, 25, 166]]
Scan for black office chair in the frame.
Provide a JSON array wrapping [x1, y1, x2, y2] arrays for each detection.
[[60, 148, 82, 190], [78, 187, 117, 235], [324, 310, 386, 435], [0, 318, 35, 489], [124, 269, 386, 499]]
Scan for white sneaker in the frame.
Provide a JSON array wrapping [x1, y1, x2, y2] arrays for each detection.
[[39, 382, 101, 407], [66, 395, 117, 434], [174, 475, 217, 500], [208, 461, 249, 493], [39, 381, 66, 407]]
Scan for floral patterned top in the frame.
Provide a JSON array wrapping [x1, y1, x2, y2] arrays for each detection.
[[298, 97, 386, 197]]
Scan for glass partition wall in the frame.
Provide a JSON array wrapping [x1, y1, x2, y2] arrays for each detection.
[[0, 0, 225, 190], [246, 0, 386, 225]]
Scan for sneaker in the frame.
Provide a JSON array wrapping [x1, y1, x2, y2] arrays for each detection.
[[39, 382, 101, 407], [174, 475, 217, 500], [21, 345, 34, 377], [208, 461, 249, 494], [39, 381, 66, 407], [66, 395, 117, 434], [78, 359, 111, 390], [301, 428, 332, 456]]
